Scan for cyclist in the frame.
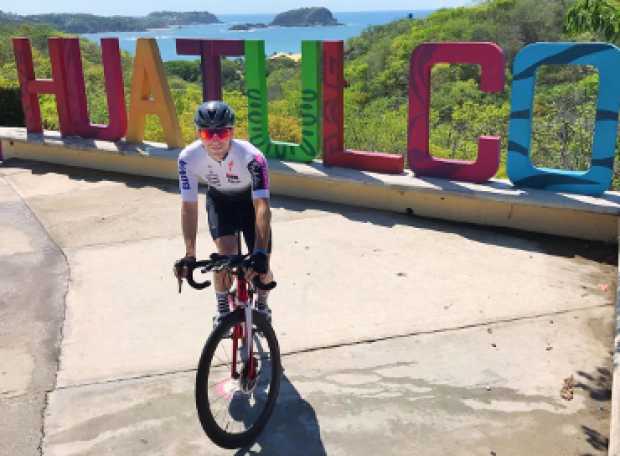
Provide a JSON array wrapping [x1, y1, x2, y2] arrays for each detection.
[[174, 100, 274, 325]]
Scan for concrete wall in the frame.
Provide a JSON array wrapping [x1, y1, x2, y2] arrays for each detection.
[[2, 127, 620, 243]]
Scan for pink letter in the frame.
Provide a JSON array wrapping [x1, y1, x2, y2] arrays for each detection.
[[176, 39, 244, 101], [322, 41, 404, 173], [13, 37, 74, 135], [63, 38, 127, 140], [408, 42, 505, 183]]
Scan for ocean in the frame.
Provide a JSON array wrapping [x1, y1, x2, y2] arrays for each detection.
[[81, 10, 433, 61]]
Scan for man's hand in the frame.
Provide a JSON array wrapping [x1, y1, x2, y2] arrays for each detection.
[[245, 250, 268, 283], [249, 251, 268, 274], [173, 255, 196, 293]]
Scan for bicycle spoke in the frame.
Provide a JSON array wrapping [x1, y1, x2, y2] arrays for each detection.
[[207, 376, 230, 390], [213, 405, 227, 428], [213, 353, 229, 368], [215, 338, 231, 367]]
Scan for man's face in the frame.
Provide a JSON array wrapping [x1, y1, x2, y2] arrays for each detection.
[[198, 127, 233, 160]]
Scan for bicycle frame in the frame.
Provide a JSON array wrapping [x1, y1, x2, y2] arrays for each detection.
[[230, 274, 256, 382]]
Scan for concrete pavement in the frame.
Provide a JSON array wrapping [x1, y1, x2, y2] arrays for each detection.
[[0, 158, 617, 455], [0, 171, 68, 456]]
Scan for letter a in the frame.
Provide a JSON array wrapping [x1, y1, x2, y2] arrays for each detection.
[[126, 39, 184, 148]]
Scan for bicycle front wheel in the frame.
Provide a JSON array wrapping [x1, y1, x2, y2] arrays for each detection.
[[195, 308, 281, 449]]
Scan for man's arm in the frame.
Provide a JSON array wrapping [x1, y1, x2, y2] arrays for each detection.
[[182, 201, 199, 257], [253, 197, 271, 251]]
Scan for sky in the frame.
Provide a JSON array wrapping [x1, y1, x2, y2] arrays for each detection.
[[0, 1, 471, 16]]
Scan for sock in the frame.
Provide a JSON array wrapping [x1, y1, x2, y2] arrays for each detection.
[[216, 291, 229, 314]]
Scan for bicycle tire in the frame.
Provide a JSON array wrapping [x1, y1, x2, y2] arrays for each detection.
[[195, 308, 281, 449]]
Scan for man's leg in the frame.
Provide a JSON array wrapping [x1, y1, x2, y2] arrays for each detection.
[[242, 221, 274, 320], [256, 263, 274, 321], [213, 235, 238, 324], [207, 192, 240, 325]]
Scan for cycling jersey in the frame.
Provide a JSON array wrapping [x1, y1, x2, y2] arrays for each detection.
[[178, 139, 270, 202]]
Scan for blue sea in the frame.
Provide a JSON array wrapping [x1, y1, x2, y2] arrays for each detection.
[[82, 10, 432, 61]]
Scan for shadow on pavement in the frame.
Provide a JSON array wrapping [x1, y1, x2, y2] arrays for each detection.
[[235, 370, 326, 456], [575, 366, 613, 455]]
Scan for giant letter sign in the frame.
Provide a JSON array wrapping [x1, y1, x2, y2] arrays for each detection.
[[322, 40, 404, 173], [63, 38, 127, 140], [13, 38, 74, 135], [176, 39, 244, 101], [408, 42, 505, 183], [507, 42, 620, 196], [126, 38, 184, 148], [245, 40, 320, 162]]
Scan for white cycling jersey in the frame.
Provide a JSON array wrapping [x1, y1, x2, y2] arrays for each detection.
[[178, 139, 270, 202]]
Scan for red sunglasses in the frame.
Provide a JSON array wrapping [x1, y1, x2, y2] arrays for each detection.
[[199, 128, 232, 140]]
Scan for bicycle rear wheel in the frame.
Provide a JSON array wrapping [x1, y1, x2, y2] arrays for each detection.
[[195, 308, 281, 449]]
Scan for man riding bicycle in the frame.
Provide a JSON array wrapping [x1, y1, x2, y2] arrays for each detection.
[[174, 100, 274, 326]]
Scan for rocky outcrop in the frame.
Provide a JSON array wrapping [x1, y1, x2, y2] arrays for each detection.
[[270, 7, 341, 27]]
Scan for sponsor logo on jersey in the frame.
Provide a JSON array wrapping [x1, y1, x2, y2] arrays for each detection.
[[226, 173, 240, 183], [179, 160, 190, 190], [207, 171, 221, 186]]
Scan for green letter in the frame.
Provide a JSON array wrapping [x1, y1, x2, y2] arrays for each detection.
[[245, 40, 321, 162]]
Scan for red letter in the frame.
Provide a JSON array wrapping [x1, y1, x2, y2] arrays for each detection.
[[63, 38, 127, 140], [176, 39, 244, 101], [322, 41, 404, 173], [408, 42, 505, 183], [13, 37, 74, 135]]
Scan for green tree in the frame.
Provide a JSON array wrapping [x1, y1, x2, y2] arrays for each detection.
[[565, 0, 620, 42]]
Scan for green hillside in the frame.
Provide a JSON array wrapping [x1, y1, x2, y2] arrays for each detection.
[[0, 11, 220, 33]]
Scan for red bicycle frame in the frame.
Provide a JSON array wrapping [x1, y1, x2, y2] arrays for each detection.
[[230, 274, 256, 380]]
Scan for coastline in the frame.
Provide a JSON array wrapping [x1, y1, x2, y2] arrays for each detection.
[[81, 10, 431, 60]]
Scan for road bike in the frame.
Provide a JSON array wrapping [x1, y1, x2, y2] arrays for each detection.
[[178, 251, 281, 449]]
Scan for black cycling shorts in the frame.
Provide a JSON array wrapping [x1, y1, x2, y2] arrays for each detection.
[[206, 189, 272, 254]]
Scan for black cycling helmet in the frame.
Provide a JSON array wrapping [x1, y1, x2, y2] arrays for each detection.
[[194, 100, 235, 129]]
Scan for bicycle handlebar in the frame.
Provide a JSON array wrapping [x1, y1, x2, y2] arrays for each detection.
[[185, 259, 212, 290], [181, 254, 277, 292]]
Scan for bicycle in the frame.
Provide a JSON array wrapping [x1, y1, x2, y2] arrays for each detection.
[[177, 251, 281, 449]]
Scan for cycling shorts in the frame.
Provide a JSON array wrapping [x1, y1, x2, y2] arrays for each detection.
[[206, 189, 272, 254]]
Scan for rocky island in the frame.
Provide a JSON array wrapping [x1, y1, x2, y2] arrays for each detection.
[[270, 7, 341, 26], [0, 10, 220, 33], [226, 7, 341, 30]]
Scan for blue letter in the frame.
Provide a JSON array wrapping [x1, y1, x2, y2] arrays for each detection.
[[507, 42, 620, 196]]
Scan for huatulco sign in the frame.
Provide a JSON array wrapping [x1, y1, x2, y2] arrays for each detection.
[[10, 36, 620, 196]]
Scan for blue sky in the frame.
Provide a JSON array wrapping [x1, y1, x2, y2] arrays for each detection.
[[3, 1, 470, 16]]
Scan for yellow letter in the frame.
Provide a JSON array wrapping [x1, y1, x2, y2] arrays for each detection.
[[126, 39, 184, 148]]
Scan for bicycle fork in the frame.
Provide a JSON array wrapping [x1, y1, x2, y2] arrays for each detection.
[[244, 304, 255, 379], [230, 303, 256, 381]]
